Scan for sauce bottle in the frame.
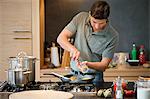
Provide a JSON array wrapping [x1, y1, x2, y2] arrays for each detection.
[[139, 45, 146, 65]]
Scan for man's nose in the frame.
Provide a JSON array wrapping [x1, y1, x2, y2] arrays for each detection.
[[95, 24, 101, 29]]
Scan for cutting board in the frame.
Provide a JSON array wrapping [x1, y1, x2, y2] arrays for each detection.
[[9, 90, 73, 99]]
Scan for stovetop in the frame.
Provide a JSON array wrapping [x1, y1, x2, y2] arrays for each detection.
[[0, 81, 97, 93]]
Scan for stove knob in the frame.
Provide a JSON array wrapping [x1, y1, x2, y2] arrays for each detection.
[[77, 88, 81, 92], [39, 85, 46, 90]]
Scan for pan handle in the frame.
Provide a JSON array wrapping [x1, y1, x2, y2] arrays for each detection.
[[51, 72, 70, 79], [23, 71, 32, 75], [43, 72, 71, 82]]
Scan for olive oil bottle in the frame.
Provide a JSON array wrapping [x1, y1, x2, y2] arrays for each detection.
[[131, 43, 137, 60]]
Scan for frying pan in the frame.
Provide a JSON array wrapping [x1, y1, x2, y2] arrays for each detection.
[[43, 72, 95, 83]]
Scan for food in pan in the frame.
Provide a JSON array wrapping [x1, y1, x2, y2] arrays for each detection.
[[70, 76, 77, 81]]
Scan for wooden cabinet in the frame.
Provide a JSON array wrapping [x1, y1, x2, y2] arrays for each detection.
[[0, 0, 32, 80], [104, 65, 150, 81], [40, 65, 150, 82]]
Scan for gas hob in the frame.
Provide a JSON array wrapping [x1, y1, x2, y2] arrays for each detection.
[[0, 81, 96, 93]]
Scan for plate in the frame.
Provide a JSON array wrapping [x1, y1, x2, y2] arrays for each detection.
[[9, 90, 73, 99]]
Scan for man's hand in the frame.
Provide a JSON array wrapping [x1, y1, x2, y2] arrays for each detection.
[[76, 61, 88, 73], [70, 48, 80, 61]]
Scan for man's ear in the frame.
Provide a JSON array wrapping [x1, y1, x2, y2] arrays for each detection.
[[89, 11, 91, 14], [106, 19, 109, 23], [89, 11, 91, 17]]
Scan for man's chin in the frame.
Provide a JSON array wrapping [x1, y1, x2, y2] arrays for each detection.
[[95, 29, 103, 32]]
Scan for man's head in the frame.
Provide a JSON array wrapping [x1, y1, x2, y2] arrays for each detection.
[[89, 0, 110, 32]]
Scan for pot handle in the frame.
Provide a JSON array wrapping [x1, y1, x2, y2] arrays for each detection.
[[23, 71, 32, 75]]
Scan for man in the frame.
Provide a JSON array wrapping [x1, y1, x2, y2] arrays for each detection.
[[57, 0, 119, 83]]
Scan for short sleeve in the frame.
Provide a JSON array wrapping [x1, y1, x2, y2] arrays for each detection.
[[65, 13, 80, 34], [102, 34, 119, 59]]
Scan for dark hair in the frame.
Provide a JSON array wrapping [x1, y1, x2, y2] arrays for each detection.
[[90, 0, 110, 19]]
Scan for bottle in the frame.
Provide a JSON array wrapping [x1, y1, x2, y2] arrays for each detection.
[[139, 45, 146, 65], [115, 76, 123, 99], [131, 43, 137, 60]]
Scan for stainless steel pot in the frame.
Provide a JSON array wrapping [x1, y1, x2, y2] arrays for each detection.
[[9, 57, 19, 69], [9, 56, 36, 70], [6, 69, 31, 86], [9, 52, 36, 82]]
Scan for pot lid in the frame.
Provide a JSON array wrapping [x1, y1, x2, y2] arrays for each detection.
[[25, 56, 36, 59]]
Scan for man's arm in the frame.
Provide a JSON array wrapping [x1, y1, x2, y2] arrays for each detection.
[[57, 29, 80, 60], [86, 57, 111, 72]]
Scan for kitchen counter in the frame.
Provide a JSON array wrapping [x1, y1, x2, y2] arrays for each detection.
[[40, 64, 150, 82], [0, 82, 136, 99], [104, 64, 150, 81]]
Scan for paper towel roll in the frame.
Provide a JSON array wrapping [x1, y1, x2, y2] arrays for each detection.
[[51, 46, 60, 67]]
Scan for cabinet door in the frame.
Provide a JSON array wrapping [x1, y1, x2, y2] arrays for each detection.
[[0, 0, 32, 80]]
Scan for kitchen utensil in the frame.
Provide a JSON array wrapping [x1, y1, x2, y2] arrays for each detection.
[[9, 52, 36, 70], [9, 52, 37, 82], [51, 72, 71, 82], [6, 69, 31, 86], [9, 90, 73, 99], [43, 72, 71, 83], [44, 72, 94, 83]]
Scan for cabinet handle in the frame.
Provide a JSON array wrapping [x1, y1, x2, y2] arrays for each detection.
[[13, 38, 32, 40], [13, 30, 31, 33]]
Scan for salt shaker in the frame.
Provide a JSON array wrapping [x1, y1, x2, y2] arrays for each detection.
[[115, 76, 123, 99]]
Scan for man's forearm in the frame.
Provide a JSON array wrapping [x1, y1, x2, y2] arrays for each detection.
[[57, 37, 74, 52], [86, 61, 107, 72], [86, 58, 111, 72], [57, 32, 76, 52], [57, 31, 80, 60]]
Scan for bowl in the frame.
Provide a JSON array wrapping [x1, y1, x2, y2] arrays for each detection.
[[127, 60, 139, 66]]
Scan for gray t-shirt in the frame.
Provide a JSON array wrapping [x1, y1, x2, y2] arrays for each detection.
[[65, 12, 119, 74]]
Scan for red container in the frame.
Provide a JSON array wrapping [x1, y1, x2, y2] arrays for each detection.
[[113, 82, 127, 92]]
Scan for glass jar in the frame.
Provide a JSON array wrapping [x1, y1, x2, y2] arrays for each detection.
[[137, 79, 150, 99]]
